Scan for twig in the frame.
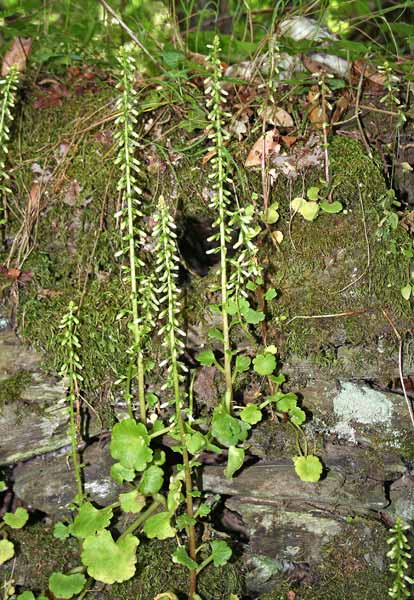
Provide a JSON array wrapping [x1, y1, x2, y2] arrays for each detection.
[[97, 0, 165, 71], [382, 309, 414, 430], [286, 308, 370, 326], [354, 65, 373, 158]]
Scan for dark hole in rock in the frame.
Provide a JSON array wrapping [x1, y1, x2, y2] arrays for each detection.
[[178, 215, 219, 277]]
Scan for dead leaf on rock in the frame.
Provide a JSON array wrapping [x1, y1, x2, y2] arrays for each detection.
[[245, 129, 281, 168], [1, 37, 32, 76]]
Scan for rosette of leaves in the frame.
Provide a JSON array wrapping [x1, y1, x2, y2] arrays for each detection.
[[0, 65, 19, 229]]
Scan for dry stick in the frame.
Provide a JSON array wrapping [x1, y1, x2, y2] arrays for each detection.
[[97, 0, 165, 72], [285, 308, 371, 327], [382, 309, 414, 430]]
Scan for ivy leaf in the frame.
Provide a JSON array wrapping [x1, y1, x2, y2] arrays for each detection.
[[224, 446, 245, 480], [17, 593, 35, 600], [240, 404, 262, 425], [306, 186, 320, 201], [264, 288, 277, 301], [196, 350, 216, 367], [139, 465, 164, 496], [53, 522, 70, 540], [211, 405, 250, 447], [210, 540, 232, 567], [110, 462, 136, 484], [119, 491, 146, 514], [3, 507, 29, 529], [70, 502, 113, 539], [81, 530, 139, 584], [276, 393, 298, 412], [186, 431, 207, 455], [143, 512, 176, 540], [289, 406, 306, 425], [401, 284, 412, 300], [253, 353, 276, 376], [320, 200, 343, 214], [172, 546, 198, 570], [293, 455, 323, 482], [110, 418, 152, 472], [234, 355, 251, 373], [0, 539, 14, 564], [48, 572, 86, 599]]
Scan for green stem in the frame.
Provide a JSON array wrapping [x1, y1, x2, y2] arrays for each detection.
[[196, 553, 214, 575], [119, 499, 161, 540], [149, 425, 172, 439], [121, 61, 146, 424]]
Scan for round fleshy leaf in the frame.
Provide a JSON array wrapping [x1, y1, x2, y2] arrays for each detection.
[[139, 465, 164, 496], [240, 404, 262, 425], [0, 480, 6, 492], [3, 507, 29, 529], [110, 462, 135, 484], [263, 203, 279, 224], [143, 512, 175, 540], [53, 522, 70, 540], [119, 491, 146, 514], [210, 540, 232, 567], [320, 200, 343, 214], [253, 353, 276, 376], [17, 592, 35, 600], [298, 200, 319, 221], [81, 530, 139, 584], [276, 393, 298, 412], [293, 455, 323, 482], [401, 284, 412, 301], [48, 572, 86, 599], [224, 446, 245, 480], [153, 594, 179, 600], [196, 350, 216, 367], [235, 355, 251, 374], [289, 407, 306, 425], [306, 186, 319, 201], [172, 546, 198, 570], [110, 418, 152, 472], [211, 406, 250, 447], [186, 431, 207, 455], [70, 502, 113, 539], [0, 539, 14, 564], [291, 197, 304, 212]]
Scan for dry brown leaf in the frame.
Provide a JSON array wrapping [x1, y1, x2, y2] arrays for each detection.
[[287, 592, 296, 600], [202, 148, 217, 165], [272, 230, 284, 245], [0, 266, 33, 283], [33, 80, 70, 109], [352, 59, 385, 90], [260, 106, 294, 127], [307, 86, 327, 126], [1, 37, 32, 76], [281, 135, 297, 148], [27, 183, 41, 217], [331, 91, 350, 124], [245, 129, 281, 168]]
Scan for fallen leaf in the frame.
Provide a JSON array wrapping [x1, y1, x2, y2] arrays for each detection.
[[27, 183, 41, 218], [331, 91, 350, 124], [287, 591, 296, 600], [307, 86, 327, 127], [260, 106, 294, 127], [281, 135, 297, 148], [1, 37, 32, 76], [352, 59, 385, 90], [245, 129, 281, 168], [272, 230, 284, 245], [0, 266, 33, 283], [202, 148, 217, 165], [33, 80, 70, 110]]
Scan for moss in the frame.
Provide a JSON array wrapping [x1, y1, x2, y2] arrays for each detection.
[[0, 370, 33, 410]]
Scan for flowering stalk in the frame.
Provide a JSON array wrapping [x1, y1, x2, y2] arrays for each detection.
[[59, 301, 84, 505], [387, 517, 413, 599], [114, 48, 152, 423], [153, 196, 197, 599], [205, 35, 234, 414], [0, 65, 19, 233]]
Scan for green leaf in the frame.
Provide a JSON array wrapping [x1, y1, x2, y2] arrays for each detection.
[[172, 546, 198, 570], [176, 514, 196, 530], [82, 530, 139, 584], [143, 512, 176, 539], [240, 404, 262, 425], [119, 491, 146, 514], [0, 480, 6, 492], [224, 298, 239, 315], [211, 405, 250, 447], [3, 507, 29, 529], [224, 446, 245, 479], [243, 308, 265, 324], [110, 418, 152, 472], [208, 327, 224, 342], [289, 406, 306, 425], [253, 353, 276, 376], [320, 200, 343, 214], [186, 431, 207, 455], [299, 200, 319, 221], [234, 355, 251, 373], [53, 522, 70, 540], [139, 465, 164, 496], [210, 540, 232, 567], [110, 462, 136, 484], [401, 284, 412, 300], [196, 350, 216, 367], [0, 539, 14, 564], [263, 203, 279, 224], [264, 288, 277, 301], [195, 503, 211, 518], [48, 572, 86, 599], [293, 455, 323, 482], [291, 197, 305, 212], [306, 186, 320, 201], [276, 393, 298, 412], [17, 592, 35, 600], [70, 503, 113, 539]]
